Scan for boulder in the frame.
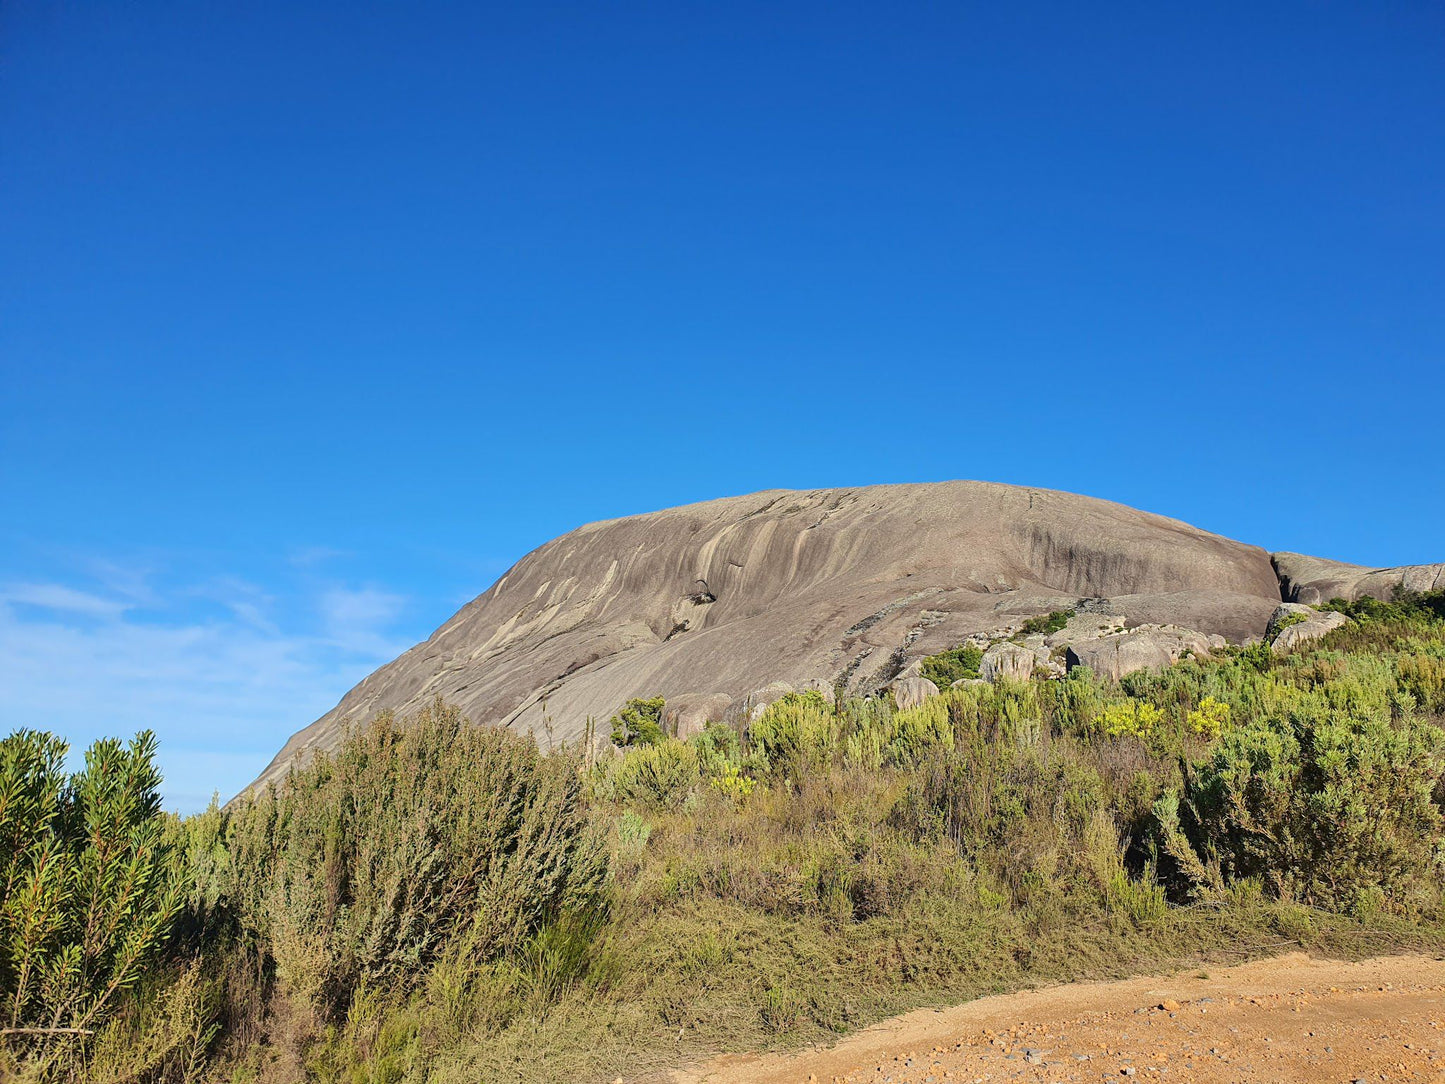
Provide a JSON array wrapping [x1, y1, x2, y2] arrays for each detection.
[[1065, 626, 1213, 681], [890, 674, 941, 711], [1267, 603, 1348, 654], [663, 692, 735, 738], [980, 642, 1035, 683], [745, 681, 797, 719]]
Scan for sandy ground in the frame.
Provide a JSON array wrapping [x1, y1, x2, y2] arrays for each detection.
[[669, 953, 1445, 1084]]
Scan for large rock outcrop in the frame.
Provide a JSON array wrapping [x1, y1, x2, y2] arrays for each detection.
[[251, 481, 1291, 791], [1273, 552, 1445, 606]]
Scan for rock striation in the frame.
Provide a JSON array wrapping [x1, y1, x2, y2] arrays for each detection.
[[248, 481, 1441, 792]]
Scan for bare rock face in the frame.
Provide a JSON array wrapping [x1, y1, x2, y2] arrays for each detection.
[[250, 481, 1297, 790], [1273, 552, 1445, 606]]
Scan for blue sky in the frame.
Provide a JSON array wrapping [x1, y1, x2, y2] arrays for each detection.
[[2, 2, 1442, 810]]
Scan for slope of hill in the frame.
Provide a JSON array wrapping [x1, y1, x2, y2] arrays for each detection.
[[252, 481, 1439, 789]]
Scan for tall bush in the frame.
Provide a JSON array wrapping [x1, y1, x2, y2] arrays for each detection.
[[1187, 701, 1445, 910], [748, 692, 838, 778], [225, 701, 607, 1018], [0, 729, 183, 1072]]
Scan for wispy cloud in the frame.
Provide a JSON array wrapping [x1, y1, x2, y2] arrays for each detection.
[[190, 575, 279, 634], [0, 567, 418, 813], [319, 586, 410, 656], [0, 582, 130, 618]]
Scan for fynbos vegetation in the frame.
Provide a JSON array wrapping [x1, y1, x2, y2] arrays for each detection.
[[4, 591, 1445, 1082]]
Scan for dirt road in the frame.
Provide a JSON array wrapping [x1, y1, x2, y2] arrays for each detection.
[[672, 953, 1445, 1084]]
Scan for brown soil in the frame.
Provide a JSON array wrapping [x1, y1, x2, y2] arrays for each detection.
[[669, 953, 1445, 1084]]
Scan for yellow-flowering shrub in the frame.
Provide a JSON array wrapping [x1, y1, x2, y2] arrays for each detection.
[[708, 760, 757, 802], [1095, 699, 1163, 737], [1186, 695, 1232, 738]]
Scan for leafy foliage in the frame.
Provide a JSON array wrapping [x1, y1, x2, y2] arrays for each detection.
[[224, 700, 607, 1019], [1185, 695, 1232, 738], [608, 696, 666, 748], [1094, 699, 1164, 737], [1187, 693, 1445, 910], [1322, 587, 1445, 625], [747, 691, 838, 777], [1019, 608, 1076, 637], [919, 644, 983, 688], [609, 739, 699, 808], [0, 730, 183, 1076]]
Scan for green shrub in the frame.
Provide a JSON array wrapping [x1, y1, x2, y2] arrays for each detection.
[[919, 644, 983, 688], [225, 701, 606, 1019], [1019, 609, 1076, 637], [1238, 640, 1274, 673], [0, 729, 184, 1075], [1322, 587, 1445, 625], [886, 696, 956, 764], [608, 696, 666, 748], [748, 692, 838, 778], [1188, 701, 1445, 911], [612, 740, 700, 808]]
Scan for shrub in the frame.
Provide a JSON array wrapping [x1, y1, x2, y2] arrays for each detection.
[[886, 696, 956, 764], [224, 701, 606, 1019], [1188, 701, 1445, 910], [1019, 609, 1076, 637], [1094, 700, 1163, 738], [748, 692, 838, 778], [0, 729, 184, 1075], [1185, 696, 1232, 738], [1322, 587, 1445, 625], [919, 644, 983, 688], [689, 720, 742, 774], [1398, 652, 1445, 714], [1238, 640, 1274, 673], [708, 762, 757, 803], [608, 696, 666, 748], [612, 740, 700, 808]]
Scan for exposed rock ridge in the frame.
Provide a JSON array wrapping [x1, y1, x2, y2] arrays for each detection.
[[248, 481, 1438, 793], [1272, 551, 1445, 606]]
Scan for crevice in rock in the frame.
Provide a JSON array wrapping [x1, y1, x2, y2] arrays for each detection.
[[1270, 553, 1293, 603]]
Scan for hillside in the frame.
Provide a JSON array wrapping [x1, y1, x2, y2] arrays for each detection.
[[253, 481, 1443, 789], [9, 526, 1445, 1084]]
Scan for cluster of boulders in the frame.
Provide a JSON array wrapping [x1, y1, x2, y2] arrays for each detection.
[[882, 602, 1352, 711]]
